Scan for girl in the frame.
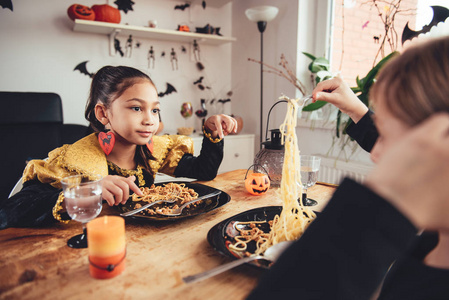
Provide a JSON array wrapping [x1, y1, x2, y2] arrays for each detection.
[[0, 66, 237, 228], [248, 36, 449, 299]]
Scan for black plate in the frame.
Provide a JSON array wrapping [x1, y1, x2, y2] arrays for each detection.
[[207, 206, 283, 270], [119, 181, 230, 221]]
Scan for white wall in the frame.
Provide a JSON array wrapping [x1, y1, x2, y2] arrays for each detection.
[[0, 0, 372, 167], [0, 0, 232, 134]]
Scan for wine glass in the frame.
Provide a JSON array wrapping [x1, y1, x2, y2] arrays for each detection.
[[61, 174, 103, 249], [299, 155, 321, 206]]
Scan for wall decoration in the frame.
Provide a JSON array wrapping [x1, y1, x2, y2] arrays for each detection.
[[125, 34, 133, 57], [193, 76, 210, 90], [158, 83, 177, 98], [74, 61, 94, 78], [0, 0, 12, 11], [170, 48, 178, 70], [195, 24, 221, 36], [202, 1, 206, 9], [67, 4, 95, 21], [135, 41, 141, 48], [92, 4, 121, 23], [362, 20, 369, 29], [181, 45, 187, 53], [402, 6, 449, 44], [114, 36, 124, 57], [114, 0, 134, 13], [161, 51, 166, 58], [174, 3, 190, 11], [148, 46, 155, 69], [193, 40, 201, 61], [196, 62, 205, 71]]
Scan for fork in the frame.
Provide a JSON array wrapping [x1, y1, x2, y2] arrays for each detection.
[[156, 191, 222, 216], [120, 192, 180, 217]]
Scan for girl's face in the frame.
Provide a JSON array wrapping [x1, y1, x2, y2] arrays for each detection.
[[106, 80, 160, 147], [370, 95, 410, 163]]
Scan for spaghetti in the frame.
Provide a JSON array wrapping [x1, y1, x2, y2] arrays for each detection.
[[229, 95, 316, 256]]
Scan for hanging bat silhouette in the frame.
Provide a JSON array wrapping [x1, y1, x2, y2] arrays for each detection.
[[161, 51, 166, 57], [114, 38, 124, 57], [218, 99, 231, 104], [175, 3, 190, 10], [158, 83, 177, 98], [193, 77, 204, 85], [0, 0, 13, 11], [114, 0, 134, 13], [402, 6, 449, 44], [181, 45, 187, 53], [202, 0, 206, 9], [74, 61, 94, 78]]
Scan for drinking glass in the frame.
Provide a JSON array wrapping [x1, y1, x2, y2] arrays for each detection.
[[61, 174, 103, 248], [299, 155, 321, 206]]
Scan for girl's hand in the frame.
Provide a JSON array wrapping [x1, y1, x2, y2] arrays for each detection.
[[312, 76, 368, 123], [204, 114, 238, 139], [101, 175, 143, 206]]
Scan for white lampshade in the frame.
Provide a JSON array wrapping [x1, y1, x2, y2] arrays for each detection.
[[245, 6, 279, 23]]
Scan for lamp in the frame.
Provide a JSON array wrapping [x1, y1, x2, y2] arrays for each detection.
[[245, 5, 279, 148]]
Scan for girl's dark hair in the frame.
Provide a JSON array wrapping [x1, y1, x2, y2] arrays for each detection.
[[371, 36, 449, 126], [85, 65, 157, 174]]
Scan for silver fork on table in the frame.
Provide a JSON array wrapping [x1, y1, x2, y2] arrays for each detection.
[[156, 191, 222, 216], [120, 191, 180, 217]]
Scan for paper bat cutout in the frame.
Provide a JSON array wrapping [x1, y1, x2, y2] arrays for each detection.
[[202, 1, 206, 9], [218, 99, 231, 104], [158, 83, 177, 98], [175, 3, 190, 10], [402, 6, 449, 44], [0, 0, 13, 11], [74, 61, 94, 78], [193, 77, 204, 85], [114, 0, 134, 13]]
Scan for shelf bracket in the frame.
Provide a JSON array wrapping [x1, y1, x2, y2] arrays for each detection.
[[109, 29, 121, 57]]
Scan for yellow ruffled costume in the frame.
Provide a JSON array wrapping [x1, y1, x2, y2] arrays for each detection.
[[22, 133, 194, 223]]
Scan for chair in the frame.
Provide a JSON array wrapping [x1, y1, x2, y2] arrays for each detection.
[[0, 92, 89, 200]]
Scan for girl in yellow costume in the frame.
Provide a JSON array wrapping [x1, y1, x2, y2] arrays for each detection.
[[0, 66, 237, 228]]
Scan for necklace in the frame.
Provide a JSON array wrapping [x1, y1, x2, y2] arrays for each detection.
[[107, 161, 146, 187]]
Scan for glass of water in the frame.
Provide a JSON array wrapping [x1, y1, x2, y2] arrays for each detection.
[[61, 174, 103, 248], [299, 155, 321, 206]]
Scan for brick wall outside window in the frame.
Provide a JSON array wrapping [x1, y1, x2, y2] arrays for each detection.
[[330, 0, 418, 86]]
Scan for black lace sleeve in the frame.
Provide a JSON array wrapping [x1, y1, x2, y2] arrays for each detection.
[[0, 180, 60, 229], [173, 136, 224, 181]]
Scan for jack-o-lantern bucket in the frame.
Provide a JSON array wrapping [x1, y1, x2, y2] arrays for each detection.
[[244, 164, 271, 196]]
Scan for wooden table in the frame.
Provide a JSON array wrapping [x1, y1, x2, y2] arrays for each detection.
[[0, 170, 336, 300]]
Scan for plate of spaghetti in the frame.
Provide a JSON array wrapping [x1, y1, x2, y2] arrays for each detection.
[[207, 95, 318, 269], [119, 181, 230, 221]]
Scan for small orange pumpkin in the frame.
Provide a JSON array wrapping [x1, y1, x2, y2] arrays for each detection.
[[91, 4, 121, 24], [245, 165, 270, 196], [67, 4, 96, 21]]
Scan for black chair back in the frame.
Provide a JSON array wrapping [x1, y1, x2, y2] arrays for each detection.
[[0, 92, 89, 200]]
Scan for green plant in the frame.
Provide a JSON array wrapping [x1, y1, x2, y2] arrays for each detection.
[[302, 51, 398, 138]]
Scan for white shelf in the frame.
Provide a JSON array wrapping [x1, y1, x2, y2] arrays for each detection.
[[73, 19, 236, 46], [169, 0, 232, 8]]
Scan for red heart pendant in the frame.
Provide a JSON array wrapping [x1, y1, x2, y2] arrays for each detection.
[[98, 131, 115, 155], [146, 138, 153, 154]]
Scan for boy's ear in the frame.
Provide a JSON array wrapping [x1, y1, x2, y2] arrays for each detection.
[[94, 104, 109, 126]]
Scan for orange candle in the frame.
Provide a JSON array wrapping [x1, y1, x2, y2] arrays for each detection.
[[87, 216, 126, 279]]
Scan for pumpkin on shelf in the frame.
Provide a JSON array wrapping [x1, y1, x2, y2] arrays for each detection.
[[244, 164, 271, 196], [91, 4, 121, 24], [67, 4, 96, 21]]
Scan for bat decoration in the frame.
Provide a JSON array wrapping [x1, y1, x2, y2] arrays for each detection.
[[114, 37, 124, 57], [74, 61, 94, 78], [181, 45, 187, 53], [196, 62, 205, 71], [175, 3, 190, 11], [161, 51, 166, 57], [114, 0, 134, 13], [135, 41, 141, 48], [158, 83, 177, 98], [193, 77, 204, 85], [202, 1, 206, 9], [0, 0, 13, 11], [373, 35, 381, 43], [402, 6, 449, 44], [218, 99, 231, 104]]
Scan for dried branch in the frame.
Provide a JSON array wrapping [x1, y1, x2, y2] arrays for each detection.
[[248, 55, 307, 95]]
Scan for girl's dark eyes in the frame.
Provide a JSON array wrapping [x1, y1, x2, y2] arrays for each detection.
[[131, 106, 141, 112], [152, 108, 160, 114]]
